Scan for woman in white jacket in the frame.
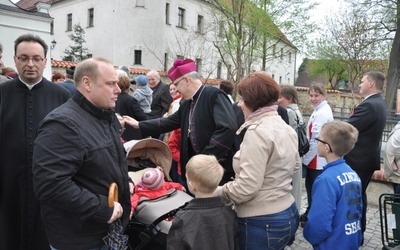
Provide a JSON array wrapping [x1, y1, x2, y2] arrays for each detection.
[[300, 84, 333, 227]]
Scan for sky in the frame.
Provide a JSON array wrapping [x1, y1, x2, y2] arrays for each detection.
[[312, 0, 343, 20], [296, 0, 345, 61]]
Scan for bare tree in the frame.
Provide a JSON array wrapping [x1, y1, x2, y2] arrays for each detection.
[[346, 0, 398, 108], [307, 5, 389, 93], [143, 20, 217, 80]]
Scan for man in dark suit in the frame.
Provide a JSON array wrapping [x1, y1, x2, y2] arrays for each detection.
[[146, 70, 172, 139], [146, 70, 172, 119], [344, 71, 387, 242]]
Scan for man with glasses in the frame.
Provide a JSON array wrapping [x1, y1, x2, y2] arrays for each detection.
[[124, 59, 238, 190], [304, 121, 362, 249], [0, 33, 70, 250]]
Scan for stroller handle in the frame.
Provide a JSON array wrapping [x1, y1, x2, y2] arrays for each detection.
[[108, 182, 118, 208]]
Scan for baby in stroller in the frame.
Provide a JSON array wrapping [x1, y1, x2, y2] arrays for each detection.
[[124, 138, 192, 250], [131, 167, 185, 213]]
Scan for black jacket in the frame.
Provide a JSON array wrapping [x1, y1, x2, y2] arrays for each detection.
[[167, 197, 239, 250], [139, 86, 238, 184], [0, 77, 69, 250], [344, 93, 387, 172], [115, 91, 147, 141], [147, 80, 172, 119], [33, 92, 131, 250]]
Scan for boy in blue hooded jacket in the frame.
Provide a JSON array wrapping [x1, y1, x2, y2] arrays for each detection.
[[303, 121, 363, 249]]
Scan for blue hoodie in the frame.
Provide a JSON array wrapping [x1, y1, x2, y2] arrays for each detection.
[[133, 85, 153, 113], [303, 158, 363, 249]]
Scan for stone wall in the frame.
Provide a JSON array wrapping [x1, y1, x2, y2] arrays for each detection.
[[296, 87, 363, 116]]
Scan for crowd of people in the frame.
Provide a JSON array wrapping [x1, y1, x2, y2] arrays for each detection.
[[0, 33, 391, 250]]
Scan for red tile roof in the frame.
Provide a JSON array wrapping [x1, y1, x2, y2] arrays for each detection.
[[51, 60, 220, 85], [51, 59, 76, 69], [15, 0, 52, 11]]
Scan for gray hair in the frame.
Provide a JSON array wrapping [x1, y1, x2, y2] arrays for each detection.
[[118, 65, 130, 76], [147, 70, 160, 80], [186, 72, 200, 80]]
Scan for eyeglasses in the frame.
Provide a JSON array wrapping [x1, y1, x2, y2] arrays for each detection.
[[16, 55, 44, 64], [314, 137, 333, 153], [174, 77, 186, 87]]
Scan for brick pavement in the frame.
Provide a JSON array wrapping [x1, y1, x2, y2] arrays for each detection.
[[286, 185, 384, 250]]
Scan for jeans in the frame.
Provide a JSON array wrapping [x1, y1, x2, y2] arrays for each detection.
[[238, 202, 299, 250]]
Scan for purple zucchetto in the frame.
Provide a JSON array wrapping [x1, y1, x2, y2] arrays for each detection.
[[167, 59, 197, 82]]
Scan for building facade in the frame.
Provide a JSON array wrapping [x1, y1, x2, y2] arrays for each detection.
[[3, 0, 297, 84], [0, 0, 54, 78]]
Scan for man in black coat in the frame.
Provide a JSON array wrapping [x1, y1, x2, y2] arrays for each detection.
[[124, 59, 238, 187], [146, 70, 172, 119], [146, 70, 172, 139], [344, 71, 387, 241], [32, 57, 132, 249], [0, 34, 70, 250]]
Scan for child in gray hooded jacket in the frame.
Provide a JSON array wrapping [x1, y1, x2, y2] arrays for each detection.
[[133, 75, 153, 114]]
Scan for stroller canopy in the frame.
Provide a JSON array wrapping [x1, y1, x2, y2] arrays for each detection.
[[124, 138, 172, 181]]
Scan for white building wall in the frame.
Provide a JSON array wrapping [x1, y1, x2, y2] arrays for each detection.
[[0, 0, 54, 79], [49, 0, 296, 84]]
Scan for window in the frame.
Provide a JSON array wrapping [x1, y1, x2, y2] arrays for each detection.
[[280, 48, 283, 59], [279, 76, 282, 84], [67, 13, 72, 31], [88, 8, 94, 27], [177, 8, 185, 28], [197, 15, 204, 33], [136, 0, 145, 7], [165, 3, 170, 25], [196, 58, 202, 76], [176, 55, 184, 59], [272, 74, 275, 80], [50, 20, 54, 35], [134, 50, 142, 65], [164, 53, 168, 71], [288, 78, 290, 84], [289, 52, 292, 63], [217, 62, 222, 78]]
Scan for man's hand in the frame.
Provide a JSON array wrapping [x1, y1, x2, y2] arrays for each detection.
[[107, 202, 123, 224], [123, 116, 139, 129]]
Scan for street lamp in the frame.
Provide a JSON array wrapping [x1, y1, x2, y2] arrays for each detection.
[[50, 39, 57, 50], [50, 39, 57, 60]]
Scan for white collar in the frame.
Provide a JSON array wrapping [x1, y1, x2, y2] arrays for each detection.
[[19, 76, 42, 90]]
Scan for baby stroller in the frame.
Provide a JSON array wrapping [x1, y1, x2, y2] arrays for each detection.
[[123, 138, 193, 250]]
